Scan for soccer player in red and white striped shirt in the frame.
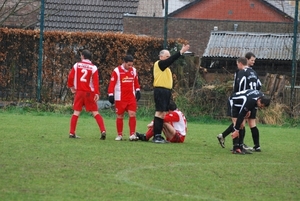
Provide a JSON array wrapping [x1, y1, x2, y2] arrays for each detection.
[[107, 55, 141, 141], [67, 49, 106, 139], [162, 101, 187, 143], [136, 101, 187, 143]]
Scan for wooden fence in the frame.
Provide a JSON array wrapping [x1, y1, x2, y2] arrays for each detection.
[[263, 73, 300, 115]]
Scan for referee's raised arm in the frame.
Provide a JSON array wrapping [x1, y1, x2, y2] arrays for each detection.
[[158, 44, 190, 71]]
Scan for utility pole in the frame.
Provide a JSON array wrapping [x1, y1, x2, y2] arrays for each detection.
[[290, 0, 299, 116], [37, 0, 45, 102], [163, 0, 168, 49]]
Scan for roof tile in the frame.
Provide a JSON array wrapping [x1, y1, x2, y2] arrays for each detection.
[[42, 0, 139, 32]]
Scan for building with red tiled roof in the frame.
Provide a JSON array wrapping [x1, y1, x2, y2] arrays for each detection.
[[168, 0, 295, 22]]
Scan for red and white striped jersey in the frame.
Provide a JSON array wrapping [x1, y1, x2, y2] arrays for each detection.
[[67, 59, 99, 94], [108, 65, 140, 101], [164, 109, 187, 136]]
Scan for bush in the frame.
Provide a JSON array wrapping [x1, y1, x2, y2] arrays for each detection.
[[0, 28, 187, 103]]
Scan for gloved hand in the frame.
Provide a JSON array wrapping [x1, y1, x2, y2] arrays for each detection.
[[108, 95, 114, 104], [135, 91, 141, 101]]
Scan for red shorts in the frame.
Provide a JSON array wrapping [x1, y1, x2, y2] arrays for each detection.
[[115, 99, 137, 115], [167, 131, 185, 143], [73, 91, 98, 112]]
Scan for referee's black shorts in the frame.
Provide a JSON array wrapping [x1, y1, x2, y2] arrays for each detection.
[[154, 87, 171, 112]]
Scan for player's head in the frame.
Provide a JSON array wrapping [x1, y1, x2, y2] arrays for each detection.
[[236, 57, 247, 70], [123, 55, 134, 70], [81, 49, 92, 60], [159, 50, 171, 61], [168, 100, 177, 111], [257, 95, 271, 108], [245, 52, 256, 67]]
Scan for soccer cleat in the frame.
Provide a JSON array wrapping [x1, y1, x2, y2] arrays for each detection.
[[243, 144, 254, 151], [115, 135, 123, 141], [253, 146, 261, 152], [152, 135, 166, 143], [100, 131, 106, 140], [136, 132, 147, 141], [242, 148, 253, 154], [217, 134, 225, 148], [129, 134, 138, 141], [69, 134, 80, 139]]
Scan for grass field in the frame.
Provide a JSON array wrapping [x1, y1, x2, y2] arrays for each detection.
[[0, 111, 299, 201]]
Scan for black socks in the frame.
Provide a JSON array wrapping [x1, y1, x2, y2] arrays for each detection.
[[251, 126, 260, 147], [153, 116, 164, 137], [222, 123, 234, 138]]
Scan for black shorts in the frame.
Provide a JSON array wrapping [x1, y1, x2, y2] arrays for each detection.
[[154, 87, 171, 112], [248, 107, 257, 119], [226, 98, 231, 117], [230, 104, 257, 119], [231, 105, 241, 118], [229, 98, 239, 118]]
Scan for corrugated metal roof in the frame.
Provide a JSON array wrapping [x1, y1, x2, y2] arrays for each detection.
[[42, 0, 139, 32], [203, 31, 300, 60]]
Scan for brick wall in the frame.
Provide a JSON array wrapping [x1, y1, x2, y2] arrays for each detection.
[[123, 16, 298, 56]]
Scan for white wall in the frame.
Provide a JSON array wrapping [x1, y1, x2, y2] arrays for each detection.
[[162, 0, 195, 16]]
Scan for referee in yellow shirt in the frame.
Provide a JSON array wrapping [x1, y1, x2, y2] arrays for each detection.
[[152, 44, 190, 143]]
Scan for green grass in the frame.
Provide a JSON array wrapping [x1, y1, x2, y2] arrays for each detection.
[[0, 111, 299, 201]]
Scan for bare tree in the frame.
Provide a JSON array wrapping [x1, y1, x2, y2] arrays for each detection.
[[0, 0, 40, 29], [0, 0, 70, 29]]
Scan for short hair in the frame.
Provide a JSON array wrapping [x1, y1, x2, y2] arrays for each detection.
[[168, 100, 177, 111], [123, 55, 134, 62], [159, 50, 168, 56], [245, 52, 256, 60], [236, 57, 247, 65], [81, 49, 92, 60], [260, 95, 271, 107]]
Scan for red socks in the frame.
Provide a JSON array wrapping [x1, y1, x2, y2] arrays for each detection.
[[116, 117, 123, 135], [70, 115, 79, 134], [70, 114, 106, 135], [145, 127, 154, 140], [94, 114, 106, 133], [129, 116, 136, 135]]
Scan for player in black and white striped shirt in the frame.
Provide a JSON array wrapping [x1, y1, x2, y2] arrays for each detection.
[[217, 53, 263, 152], [229, 89, 270, 153]]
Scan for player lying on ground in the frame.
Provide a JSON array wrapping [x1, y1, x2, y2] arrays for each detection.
[[136, 101, 187, 143]]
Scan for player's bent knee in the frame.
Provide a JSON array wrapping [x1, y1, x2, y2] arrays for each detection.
[[248, 119, 256, 127]]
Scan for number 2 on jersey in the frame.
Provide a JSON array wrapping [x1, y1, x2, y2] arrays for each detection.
[[80, 69, 88, 82]]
